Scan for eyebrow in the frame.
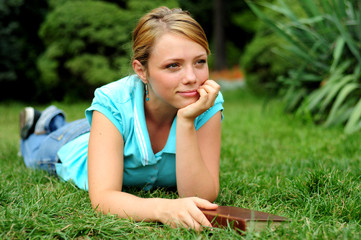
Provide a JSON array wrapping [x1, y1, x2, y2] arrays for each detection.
[[163, 53, 207, 62]]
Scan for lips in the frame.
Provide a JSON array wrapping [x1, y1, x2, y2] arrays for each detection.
[[177, 90, 199, 97]]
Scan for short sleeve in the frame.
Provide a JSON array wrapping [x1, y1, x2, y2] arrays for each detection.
[[194, 91, 224, 130], [85, 84, 125, 136]]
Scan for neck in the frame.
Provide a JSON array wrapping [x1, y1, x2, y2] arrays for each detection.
[[144, 98, 177, 127]]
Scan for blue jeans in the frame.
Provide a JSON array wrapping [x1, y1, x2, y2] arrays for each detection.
[[20, 106, 90, 175]]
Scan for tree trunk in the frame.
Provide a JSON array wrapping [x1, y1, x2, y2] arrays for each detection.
[[213, 0, 227, 70]]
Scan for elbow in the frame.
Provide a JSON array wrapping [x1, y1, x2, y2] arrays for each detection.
[[178, 184, 219, 203], [196, 189, 219, 203], [206, 187, 219, 203], [89, 191, 102, 212], [205, 180, 219, 202], [88, 189, 110, 214]]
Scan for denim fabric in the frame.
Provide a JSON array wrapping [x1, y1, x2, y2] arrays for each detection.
[[21, 117, 90, 175], [35, 105, 65, 134]]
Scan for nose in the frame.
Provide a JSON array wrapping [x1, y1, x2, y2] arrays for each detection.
[[182, 65, 197, 84]]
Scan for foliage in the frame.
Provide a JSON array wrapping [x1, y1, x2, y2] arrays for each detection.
[[37, 0, 179, 101], [1, 0, 251, 102], [240, 0, 297, 95], [128, 0, 179, 19], [0, 0, 47, 101], [240, 30, 291, 95], [247, 0, 361, 134], [37, 0, 133, 101], [179, 0, 252, 69]]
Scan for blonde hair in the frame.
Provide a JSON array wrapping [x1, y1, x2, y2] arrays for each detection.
[[132, 6, 210, 68]]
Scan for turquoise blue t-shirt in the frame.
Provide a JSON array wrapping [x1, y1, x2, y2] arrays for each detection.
[[56, 75, 224, 191]]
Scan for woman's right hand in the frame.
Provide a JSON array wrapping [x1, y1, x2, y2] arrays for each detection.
[[156, 197, 218, 231]]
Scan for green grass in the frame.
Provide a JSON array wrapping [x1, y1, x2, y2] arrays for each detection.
[[1, 90, 361, 239]]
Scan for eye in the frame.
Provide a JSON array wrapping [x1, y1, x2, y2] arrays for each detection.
[[166, 63, 180, 69], [195, 59, 207, 65]]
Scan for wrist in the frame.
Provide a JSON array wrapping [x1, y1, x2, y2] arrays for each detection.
[[177, 110, 196, 126], [153, 198, 168, 222]]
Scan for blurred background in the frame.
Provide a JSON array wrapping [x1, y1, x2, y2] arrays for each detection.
[[1, 0, 360, 133], [0, 0, 254, 102]]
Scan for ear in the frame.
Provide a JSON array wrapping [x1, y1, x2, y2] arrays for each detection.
[[132, 60, 147, 83]]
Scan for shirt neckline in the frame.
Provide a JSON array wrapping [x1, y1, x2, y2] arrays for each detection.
[[133, 76, 176, 165]]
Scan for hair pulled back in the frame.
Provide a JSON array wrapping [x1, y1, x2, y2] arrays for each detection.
[[132, 6, 210, 68]]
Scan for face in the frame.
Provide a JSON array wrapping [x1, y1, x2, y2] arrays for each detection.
[[144, 32, 209, 111]]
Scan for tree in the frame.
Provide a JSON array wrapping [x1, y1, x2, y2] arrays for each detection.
[[213, 0, 227, 70], [37, 0, 179, 101], [179, 0, 254, 70], [38, 1, 134, 101], [0, 0, 47, 101]]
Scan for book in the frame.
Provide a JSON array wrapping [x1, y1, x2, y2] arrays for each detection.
[[201, 206, 290, 233]]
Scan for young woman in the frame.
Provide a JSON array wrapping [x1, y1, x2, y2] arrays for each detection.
[[19, 6, 224, 231]]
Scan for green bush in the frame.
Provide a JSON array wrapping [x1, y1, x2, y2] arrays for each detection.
[[38, 0, 134, 100], [240, 31, 291, 95], [247, 0, 361, 134], [240, 0, 295, 95], [37, 0, 179, 101]]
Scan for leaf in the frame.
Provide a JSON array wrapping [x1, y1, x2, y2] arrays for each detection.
[[324, 104, 353, 127], [284, 87, 307, 112], [345, 97, 361, 134], [260, 1, 297, 22], [299, 0, 321, 17], [320, 75, 354, 112], [331, 11, 361, 64], [307, 86, 334, 112], [246, 1, 309, 55], [330, 37, 345, 73], [325, 82, 359, 126]]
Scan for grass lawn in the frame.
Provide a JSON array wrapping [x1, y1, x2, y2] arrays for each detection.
[[1, 89, 361, 239]]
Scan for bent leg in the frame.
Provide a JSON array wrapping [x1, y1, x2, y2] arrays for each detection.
[[20, 105, 66, 173], [35, 105, 66, 134], [35, 119, 90, 175], [20, 133, 47, 169]]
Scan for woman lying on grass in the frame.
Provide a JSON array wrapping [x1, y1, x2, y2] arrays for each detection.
[[19, 6, 223, 231]]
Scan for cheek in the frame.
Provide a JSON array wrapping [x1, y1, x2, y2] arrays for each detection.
[[199, 69, 209, 84]]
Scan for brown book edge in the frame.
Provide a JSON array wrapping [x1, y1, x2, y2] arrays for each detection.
[[201, 206, 291, 233]]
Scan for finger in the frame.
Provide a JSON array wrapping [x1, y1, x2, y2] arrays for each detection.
[[182, 215, 203, 231], [202, 80, 221, 91], [188, 199, 216, 228], [192, 197, 218, 210], [190, 208, 212, 228], [197, 88, 209, 103], [200, 84, 219, 97], [198, 86, 218, 107], [199, 82, 220, 100], [190, 210, 212, 229]]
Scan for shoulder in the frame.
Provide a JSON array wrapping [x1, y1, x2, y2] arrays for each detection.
[[94, 75, 141, 103], [85, 75, 143, 135]]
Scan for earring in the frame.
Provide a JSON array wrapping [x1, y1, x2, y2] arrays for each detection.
[[145, 83, 149, 102]]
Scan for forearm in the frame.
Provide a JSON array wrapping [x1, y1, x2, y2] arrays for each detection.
[[89, 189, 164, 222], [176, 118, 218, 201], [90, 189, 217, 230]]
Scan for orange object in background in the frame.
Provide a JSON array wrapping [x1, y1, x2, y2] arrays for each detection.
[[210, 65, 244, 82]]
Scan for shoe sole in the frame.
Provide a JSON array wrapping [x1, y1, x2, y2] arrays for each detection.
[[20, 107, 35, 139]]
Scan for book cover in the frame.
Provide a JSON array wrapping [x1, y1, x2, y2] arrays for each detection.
[[201, 206, 290, 233]]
